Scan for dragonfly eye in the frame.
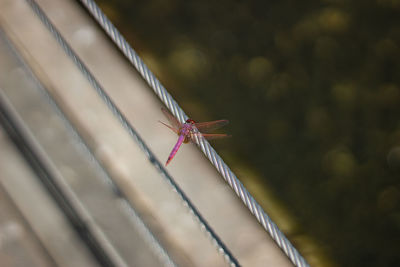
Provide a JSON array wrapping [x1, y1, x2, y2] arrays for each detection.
[[186, 119, 196, 124]]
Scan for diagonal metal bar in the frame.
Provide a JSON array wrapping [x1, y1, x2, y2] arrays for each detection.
[[0, 28, 177, 266]]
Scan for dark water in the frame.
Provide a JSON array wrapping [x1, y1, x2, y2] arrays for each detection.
[[96, 0, 400, 266]]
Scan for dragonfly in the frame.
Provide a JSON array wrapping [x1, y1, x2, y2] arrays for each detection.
[[159, 107, 230, 166]]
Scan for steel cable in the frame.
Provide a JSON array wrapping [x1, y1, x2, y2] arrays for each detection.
[[77, 1, 311, 266], [25, 0, 239, 266], [77, 1, 310, 267]]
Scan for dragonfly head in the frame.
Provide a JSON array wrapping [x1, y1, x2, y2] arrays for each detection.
[[186, 119, 196, 124]]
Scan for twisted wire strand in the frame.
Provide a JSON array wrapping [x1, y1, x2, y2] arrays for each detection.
[[78, 1, 310, 266], [25, 0, 239, 266]]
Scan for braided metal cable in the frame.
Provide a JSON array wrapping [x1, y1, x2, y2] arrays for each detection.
[[78, 1, 310, 266], [25, 0, 239, 266]]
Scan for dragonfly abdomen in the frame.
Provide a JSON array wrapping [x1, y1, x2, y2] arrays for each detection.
[[165, 134, 185, 166]]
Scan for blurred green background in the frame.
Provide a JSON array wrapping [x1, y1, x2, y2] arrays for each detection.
[[94, 0, 400, 266]]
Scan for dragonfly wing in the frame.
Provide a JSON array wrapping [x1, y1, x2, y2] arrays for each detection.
[[190, 133, 231, 141], [193, 120, 229, 132], [158, 120, 179, 134], [161, 107, 182, 129]]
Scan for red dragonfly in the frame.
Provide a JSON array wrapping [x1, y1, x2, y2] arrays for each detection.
[[159, 107, 230, 166]]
